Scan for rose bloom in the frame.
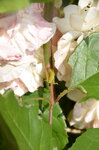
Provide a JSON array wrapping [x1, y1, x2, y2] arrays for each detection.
[[68, 90, 99, 129], [53, 0, 99, 86], [0, 3, 56, 96], [53, 0, 99, 33]]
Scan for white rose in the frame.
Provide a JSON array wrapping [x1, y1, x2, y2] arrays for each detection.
[[53, 0, 99, 33], [78, 0, 99, 9], [67, 89, 99, 129], [68, 97, 99, 129]]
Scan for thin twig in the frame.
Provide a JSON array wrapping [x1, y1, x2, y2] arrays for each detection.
[[55, 88, 73, 103], [49, 83, 55, 125], [20, 97, 50, 104]]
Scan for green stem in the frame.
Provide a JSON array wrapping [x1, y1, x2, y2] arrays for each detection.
[[44, 2, 55, 22], [43, 43, 50, 68], [43, 43, 51, 83], [43, 3, 56, 125], [43, 43, 55, 125], [49, 83, 54, 125]]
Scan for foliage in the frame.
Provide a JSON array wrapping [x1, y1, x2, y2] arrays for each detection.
[[68, 32, 99, 100], [0, 89, 68, 150], [69, 128, 99, 150], [0, 0, 55, 13], [79, 72, 99, 101]]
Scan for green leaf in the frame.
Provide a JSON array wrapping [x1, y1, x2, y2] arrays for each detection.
[[0, 88, 68, 150], [68, 32, 99, 88], [0, 0, 55, 13], [0, 0, 30, 13], [79, 72, 99, 101], [0, 114, 19, 150], [69, 128, 99, 150]]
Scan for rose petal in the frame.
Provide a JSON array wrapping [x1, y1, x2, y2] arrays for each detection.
[[85, 106, 96, 123], [0, 13, 16, 28], [19, 64, 43, 92], [0, 33, 22, 61], [54, 31, 81, 84], [78, 0, 98, 9], [9, 79, 28, 96], [54, 31, 81, 70], [69, 98, 99, 129], [0, 4, 56, 61], [82, 7, 99, 31], [53, 5, 79, 33], [53, 17, 73, 34], [93, 119, 99, 128]]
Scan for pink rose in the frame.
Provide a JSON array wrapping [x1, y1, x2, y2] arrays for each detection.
[[0, 3, 56, 96]]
